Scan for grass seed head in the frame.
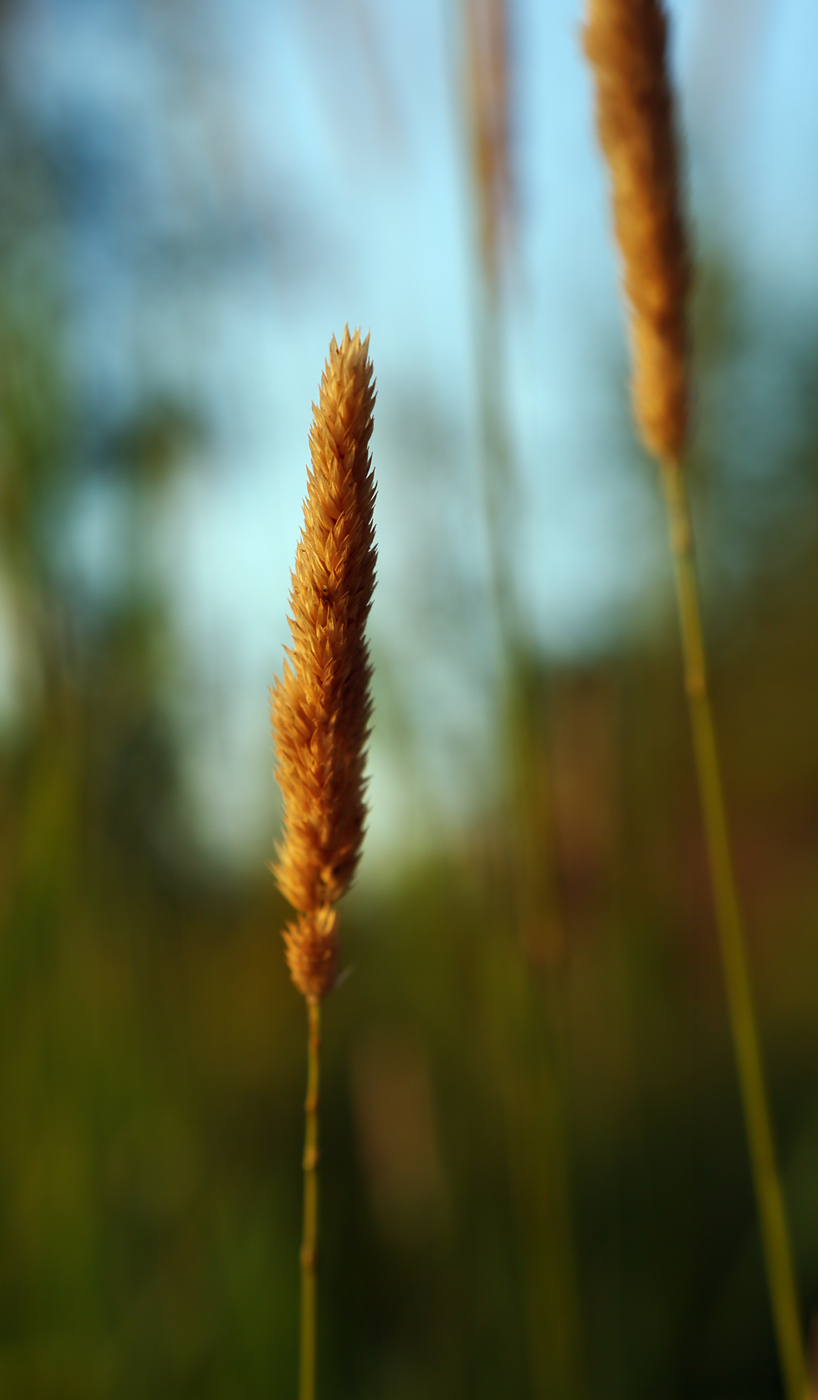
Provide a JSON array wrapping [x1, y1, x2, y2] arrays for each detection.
[[583, 0, 690, 462], [270, 327, 376, 999], [283, 906, 341, 1005], [466, 0, 514, 289]]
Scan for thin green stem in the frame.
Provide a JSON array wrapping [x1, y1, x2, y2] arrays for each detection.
[[299, 999, 321, 1400], [661, 461, 807, 1400], [473, 277, 518, 658]]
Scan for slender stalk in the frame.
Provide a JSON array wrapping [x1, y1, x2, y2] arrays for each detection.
[[473, 278, 518, 657], [661, 461, 807, 1400], [299, 999, 321, 1400]]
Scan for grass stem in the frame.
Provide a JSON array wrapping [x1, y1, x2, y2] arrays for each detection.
[[661, 461, 807, 1400], [299, 999, 321, 1400]]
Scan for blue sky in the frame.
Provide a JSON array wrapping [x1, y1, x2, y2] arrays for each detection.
[[3, 0, 818, 872]]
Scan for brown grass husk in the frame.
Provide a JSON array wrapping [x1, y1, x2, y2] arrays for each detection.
[[271, 326, 376, 1001], [466, 0, 514, 291], [583, 0, 690, 461]]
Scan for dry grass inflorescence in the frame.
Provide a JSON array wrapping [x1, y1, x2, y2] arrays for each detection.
[[466, 0, 514, 292], [271, 325, 377, 1004], [583, 0, 689, 463]]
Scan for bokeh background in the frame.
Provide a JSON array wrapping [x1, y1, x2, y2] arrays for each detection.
[[1, 0, 818, 1395]]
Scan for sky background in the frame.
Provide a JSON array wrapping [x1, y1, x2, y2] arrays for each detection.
[[2, 0, 818, 873]]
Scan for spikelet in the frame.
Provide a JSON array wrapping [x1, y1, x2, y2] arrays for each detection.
[[283, 907, 341, 1005], [583, 0, 690, 463], [270, 327, 376, 1002]]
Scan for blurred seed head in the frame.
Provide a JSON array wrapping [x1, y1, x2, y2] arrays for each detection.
[[466, 0, 514, 291], [583, 0, 691, 462]]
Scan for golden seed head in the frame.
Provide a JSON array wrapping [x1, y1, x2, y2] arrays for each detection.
[[270, 327, 376, 998], [583, 0, 691, 462], [283, 906, 341, 1005]]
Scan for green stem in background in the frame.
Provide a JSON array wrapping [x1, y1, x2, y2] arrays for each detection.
[[473, 279, 518, 659], [299, 999, 321, 1400], [661, 461, 807, 1400]]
